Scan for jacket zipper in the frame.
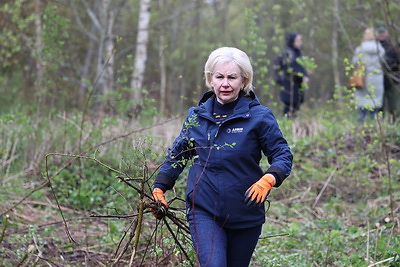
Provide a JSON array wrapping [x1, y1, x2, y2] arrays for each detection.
[[214, 124, 221, 138], [198, 109, 249, 144]]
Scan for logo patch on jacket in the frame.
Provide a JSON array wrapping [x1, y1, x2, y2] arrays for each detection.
[[227, 127, 243, 134]]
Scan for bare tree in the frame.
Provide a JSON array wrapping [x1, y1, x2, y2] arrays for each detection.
[[102, 0, 116, 113], [34, 0, 44, 111], [332, 0, 341, 99], [130, 0, 151, 116], [159, 0, 167, 115], [71, 0, 120, 115]]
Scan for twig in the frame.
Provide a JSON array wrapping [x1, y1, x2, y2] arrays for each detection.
[[131, 201, 145, 266], [47, 153, 125, 176], [86, 115, 184, 153], [0, 149, 94, 217], [259, 233, 289, 239], [292, 207, 321, 231], [164, 218, 194, 267], [367, 257, 395, 267], [115, 175, 153, 200], [140, 218, 161, 266], [129, 165, 148, 266], [0, 215, 9, 243], [0, 180, 50, 217], [11, 200, 82, 214], [312, 166, 338, 209], [112, 219, 138, 266], [6, 136, 19, 176], [366, 220, 370, 264], [45, 154, 76, 244], [90, 213, 139, 219], [166, 213, 190, 234], [32, 232, 43, 265], [35, 255, 64, 267], [18, 244, 35, 266], [324, 231, 333, 266]]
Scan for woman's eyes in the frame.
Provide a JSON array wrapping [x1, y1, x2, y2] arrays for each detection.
[[216, 75, 237, 79]]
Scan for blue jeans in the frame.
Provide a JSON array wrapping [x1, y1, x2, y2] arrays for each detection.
[[188, 209, 262, 267], [358, 108, 379, 123]]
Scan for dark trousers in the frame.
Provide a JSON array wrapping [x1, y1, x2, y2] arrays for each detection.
[[280, 82, 304, 118], [283, 101, 301, 118], [383, 75, 400, 119], [188, 209, 262, 267], [358, 108, 379, 124]]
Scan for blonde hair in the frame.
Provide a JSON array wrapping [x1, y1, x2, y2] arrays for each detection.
[[204, 47, 254, 95], [363, 27, 376, 41]]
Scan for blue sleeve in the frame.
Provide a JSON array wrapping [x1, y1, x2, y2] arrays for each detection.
[[273, 54, 284, 85], [279, 48, 308, 81], [259, 110, 293, 187], [291, 57, 308, 78], [154, 109, 195, 190]]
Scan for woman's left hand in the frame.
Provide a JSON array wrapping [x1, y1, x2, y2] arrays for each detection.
[[244, 174, 276, 206]]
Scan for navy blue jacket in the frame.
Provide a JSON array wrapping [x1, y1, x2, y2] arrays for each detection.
[[155, 91, 293, 228], [273, 32, 308, 106]]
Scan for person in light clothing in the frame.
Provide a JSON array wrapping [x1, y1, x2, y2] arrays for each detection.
[[352, 27, 385, 123]]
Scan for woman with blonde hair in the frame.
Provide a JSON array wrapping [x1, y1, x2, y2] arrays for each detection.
[[152, 47, 293, 266], [351, 27, 385, 123]]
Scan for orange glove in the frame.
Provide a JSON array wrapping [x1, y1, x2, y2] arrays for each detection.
[[152, 188, 169, 219], [245, 174, 276, 206]]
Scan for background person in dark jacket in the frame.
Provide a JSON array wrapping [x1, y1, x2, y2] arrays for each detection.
[[376, 24, 400, 121], [152, 47, 293, 266], [273, 32, 310, 118]]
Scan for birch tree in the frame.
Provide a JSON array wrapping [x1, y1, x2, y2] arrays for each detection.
[[102, 0, 117, 113], [34, 0, 44, 110], [158, 0, 167, 115], [331, 0, 341, 99], [130, 0, 151, 116]]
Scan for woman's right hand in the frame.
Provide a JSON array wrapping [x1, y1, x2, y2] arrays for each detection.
[[152, 188, 168, 207], [151, 188, 169, 219]]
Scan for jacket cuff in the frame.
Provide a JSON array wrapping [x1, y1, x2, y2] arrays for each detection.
[[154, 172, 175, 191], [153, 184, 167, 192], [265, 166, 286, 187]]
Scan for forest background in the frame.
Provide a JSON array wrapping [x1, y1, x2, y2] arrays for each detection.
[[0, 0, 399, 266]]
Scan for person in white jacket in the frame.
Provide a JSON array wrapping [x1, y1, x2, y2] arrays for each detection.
[[352, 27, 385, 123]]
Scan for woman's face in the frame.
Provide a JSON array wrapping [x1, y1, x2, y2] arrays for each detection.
[[363, 28, 375, 41], [211, 61, 245, 104], [294, 34, 303, 49]]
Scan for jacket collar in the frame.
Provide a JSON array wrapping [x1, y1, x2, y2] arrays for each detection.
[[196, 90, 260, 116]]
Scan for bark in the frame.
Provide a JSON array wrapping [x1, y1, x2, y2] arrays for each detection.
[[130, 0, 151, 110], [332, 0, 341, 98], [93, 0, 108, 116], [34, 0, 44, 110], [79, 21, 96, 109], [80, 0, 116, 116], [159, 0, 166, 115], [103, 0, 116, 113]]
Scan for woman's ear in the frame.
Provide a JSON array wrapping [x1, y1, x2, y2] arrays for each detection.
[[242, 77, 248, 89]]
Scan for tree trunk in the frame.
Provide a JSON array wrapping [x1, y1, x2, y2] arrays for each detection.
[[332, 0, 341, 99], [34, 0, 44, 113], [103, 0, 115, 113], [79, 21, 96, 110], [89, 0, 116, 117], [92, 1, 106, 117], [130, 0, 151, 115], [159, 0, 166, 115]]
